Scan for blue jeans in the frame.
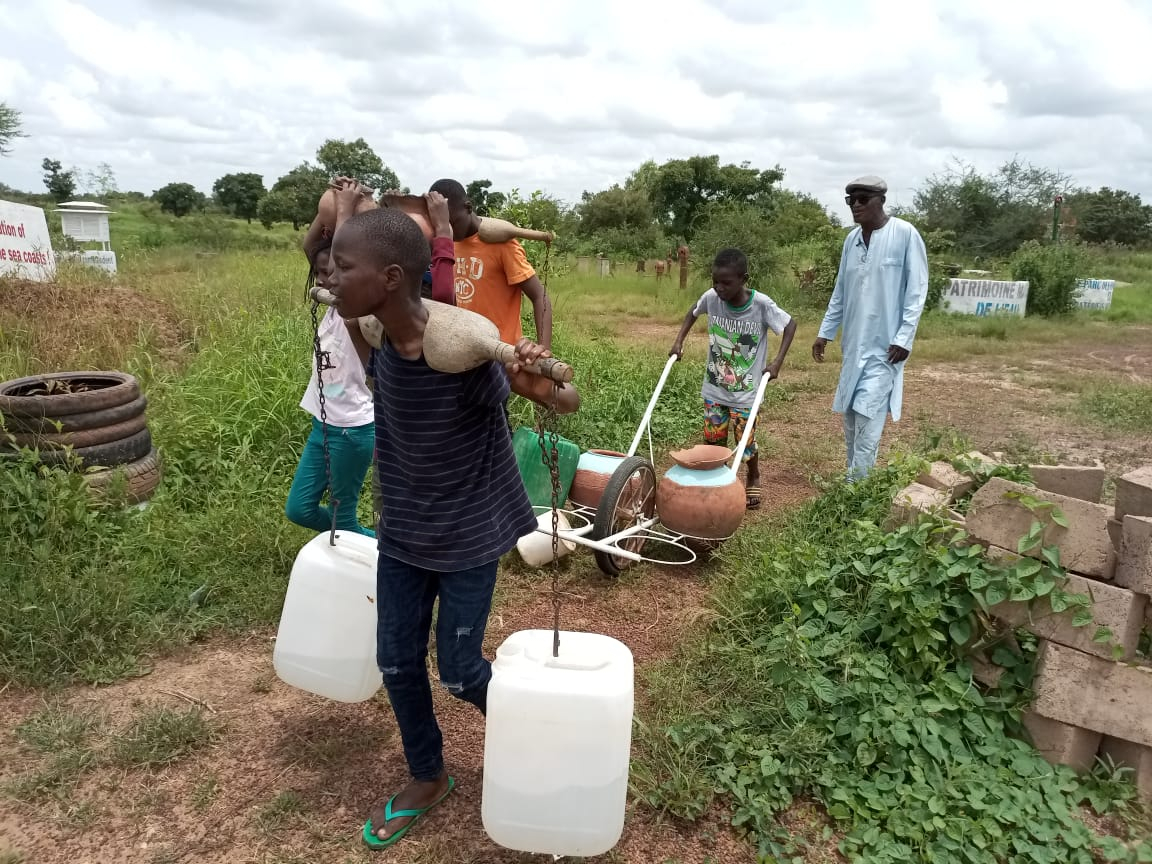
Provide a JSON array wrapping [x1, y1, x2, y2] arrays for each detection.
[[285, 417, 376, 537], [376, 554, 500, 781]]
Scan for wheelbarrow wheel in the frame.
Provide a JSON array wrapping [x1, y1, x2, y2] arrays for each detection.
[[592, 455, 657, 577]]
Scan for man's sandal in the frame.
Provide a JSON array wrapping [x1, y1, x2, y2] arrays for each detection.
[[746, 488, 762, 510], [362, 776, 456, 850]]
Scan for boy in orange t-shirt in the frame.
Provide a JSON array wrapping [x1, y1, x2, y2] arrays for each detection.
[[427, 179, 552, 350]]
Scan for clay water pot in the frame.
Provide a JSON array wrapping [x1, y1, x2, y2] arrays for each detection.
[[656, 445, 744, 541], [569, 450, 627, 509], [379, 194, 435, 241], [317, 188, 379, 234]]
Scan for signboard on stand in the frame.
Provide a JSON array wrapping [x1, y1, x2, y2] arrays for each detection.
[[940, 279, 1029, 318], [0, 200, 56, 281], [1074, 278, 1115, 311]]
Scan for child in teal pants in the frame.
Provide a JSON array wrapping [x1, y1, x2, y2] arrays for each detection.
[[285, 242, 377, 537]]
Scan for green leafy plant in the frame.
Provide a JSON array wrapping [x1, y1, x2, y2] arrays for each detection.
[[639, 464, 1152, 863], [1011, 240, 1090, 317]]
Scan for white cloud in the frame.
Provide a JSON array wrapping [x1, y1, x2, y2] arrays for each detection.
[[0, 0, 1149, 215]]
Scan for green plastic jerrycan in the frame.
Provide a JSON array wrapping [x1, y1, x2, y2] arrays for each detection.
[[512, 426, 580, 508]]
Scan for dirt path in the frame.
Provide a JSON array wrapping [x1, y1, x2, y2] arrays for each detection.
[[3, 326, 1149, 864], [0, 470, 815, 864]]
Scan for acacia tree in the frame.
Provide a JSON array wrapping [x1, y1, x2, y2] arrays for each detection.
[[913, 158, 1073, 255], [1, 102, 25, 157], [82, 163, 118, 198]]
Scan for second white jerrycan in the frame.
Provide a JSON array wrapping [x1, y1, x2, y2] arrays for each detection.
[[272, 531, 381, 703], [482, 629, 634, 857]]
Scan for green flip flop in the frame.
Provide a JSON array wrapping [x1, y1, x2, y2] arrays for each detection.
[[361, 776, 456, 850]]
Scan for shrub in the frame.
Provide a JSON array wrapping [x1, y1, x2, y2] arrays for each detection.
[[1011, 240, 1089, 317]]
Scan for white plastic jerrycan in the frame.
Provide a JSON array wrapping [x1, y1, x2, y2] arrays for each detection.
[[272, 531, 381, 703], [482, 629, 634, 857]]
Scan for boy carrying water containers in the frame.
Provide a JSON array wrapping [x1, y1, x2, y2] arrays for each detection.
[[669, 247, 797, 509], [324, 206, 578, 849]]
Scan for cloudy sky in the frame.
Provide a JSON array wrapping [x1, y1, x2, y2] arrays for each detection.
[[1, 0, 1150, 215]]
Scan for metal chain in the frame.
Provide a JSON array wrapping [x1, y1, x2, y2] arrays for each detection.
[[530, 241, 564, 657], [309, 298, 339, 546]]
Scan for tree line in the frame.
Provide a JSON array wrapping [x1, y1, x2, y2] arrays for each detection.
[[3, 99, 1150, 255]]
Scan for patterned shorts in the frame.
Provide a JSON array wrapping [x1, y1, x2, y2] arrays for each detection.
[[703, 400, 757, 461]]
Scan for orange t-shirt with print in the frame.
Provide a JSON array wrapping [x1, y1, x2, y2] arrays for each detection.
[[451, 235, 536, 344]]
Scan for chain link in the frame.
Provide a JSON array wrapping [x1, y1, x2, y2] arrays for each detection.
[[309, 298, 339, 546], [529, 241, 565, 657]]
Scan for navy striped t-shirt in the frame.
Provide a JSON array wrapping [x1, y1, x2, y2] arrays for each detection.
[[371, 340, 537, 572]]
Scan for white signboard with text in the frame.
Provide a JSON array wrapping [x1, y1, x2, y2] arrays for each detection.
[[1074, 278, 1115, 311], [0, 200, 56, 281], [941, 278, 1029, 318], [57, 250, 118, 274]]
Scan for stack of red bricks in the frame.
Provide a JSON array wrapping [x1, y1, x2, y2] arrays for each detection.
[[892, 460, 1152, 796]]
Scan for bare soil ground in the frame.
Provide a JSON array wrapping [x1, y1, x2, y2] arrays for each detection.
[[2, 319, 1149, 864]]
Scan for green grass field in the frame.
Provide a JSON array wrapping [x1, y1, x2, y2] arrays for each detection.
[[2, 209, 1152, 863]]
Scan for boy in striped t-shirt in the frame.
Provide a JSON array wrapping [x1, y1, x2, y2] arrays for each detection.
[[325, 206, 577, 850]]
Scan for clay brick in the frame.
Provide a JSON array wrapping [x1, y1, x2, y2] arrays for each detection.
[[1117, 466, 1152, 522], [1023, 712, 1101, 772], [989, 571, 1146, 659], [1099, 736, 1152, 799], [971, 655, 1004, 687], [969, 633, 1021, 688], [1116, 516, 1152, 596], [917, 461, 975, 501], [985, 545, 1021, 565], [887, 482, 951, 528], [1032, 642, 1152, 748], [966, 478, 1116, 579], [1108, 518, 1123, 554], [1028, 464, 1106, 503], [962, 451, 999, 469]]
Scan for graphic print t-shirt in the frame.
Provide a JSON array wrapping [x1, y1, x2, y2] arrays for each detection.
[[692, 289, 791, 409], [452, 235, 536, 344]]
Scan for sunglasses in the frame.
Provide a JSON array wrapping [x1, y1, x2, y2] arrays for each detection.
[[845, 193, 878, 206]]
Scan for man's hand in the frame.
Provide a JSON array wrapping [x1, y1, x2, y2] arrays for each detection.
[[887, 345, 910, 364], [766, 361, 782, 381], [812, 337, 829, 363], [425, 191, 452, 238], [669, 339, 685, 360]]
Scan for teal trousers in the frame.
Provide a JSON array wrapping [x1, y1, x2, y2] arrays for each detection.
[[285, 417, 376, 537]]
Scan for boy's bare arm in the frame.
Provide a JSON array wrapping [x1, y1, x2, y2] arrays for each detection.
[[669, 307, 700, 359], [766, 317, 798, 379], [516, 276, 552, 350]]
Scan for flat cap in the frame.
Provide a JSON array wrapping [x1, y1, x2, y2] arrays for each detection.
[[845, 175, 887, 194]]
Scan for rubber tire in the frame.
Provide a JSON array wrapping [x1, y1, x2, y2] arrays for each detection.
[[591, 455, 657, 578], [1, 394, 148, 434], [6, 414, 148, 450], [0, 372, 140, 419], [1, 427, 152, 467], [83, 448, 163, 504]]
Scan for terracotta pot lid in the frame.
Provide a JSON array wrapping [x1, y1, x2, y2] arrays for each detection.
[[669, 444, 732, 470]]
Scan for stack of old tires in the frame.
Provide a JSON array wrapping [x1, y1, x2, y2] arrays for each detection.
[[0, 371, 162, 504]]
